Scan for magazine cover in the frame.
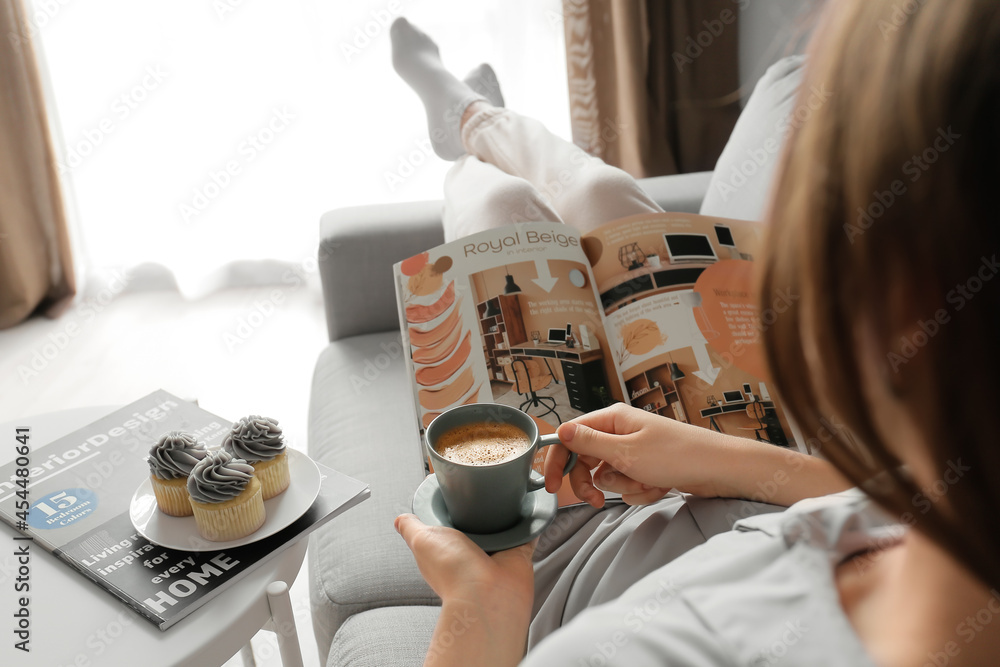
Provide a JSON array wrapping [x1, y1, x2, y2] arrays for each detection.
[[0, 390, 369, 629]]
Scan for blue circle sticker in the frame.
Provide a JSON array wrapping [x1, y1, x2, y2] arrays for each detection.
[[28, 488, 99, 530]]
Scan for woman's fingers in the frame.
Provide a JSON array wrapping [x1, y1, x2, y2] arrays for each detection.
[[544, 437, 607, 505], [560, 404, 641, 440], [591, 463, 646, 496], [568, 455, 605, 508], [394, 513, 426, 551], [550, 404, 672, 506], [558, 419, 635, 465], [543, 445, 601, 489], [621, 487, 671, 506], [542, 442, 571, 493]]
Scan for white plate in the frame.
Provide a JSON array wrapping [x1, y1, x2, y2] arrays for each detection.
[[130, 449, 321, 551]]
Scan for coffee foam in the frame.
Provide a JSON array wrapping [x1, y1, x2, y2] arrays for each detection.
[[434, 421, 531, 466]]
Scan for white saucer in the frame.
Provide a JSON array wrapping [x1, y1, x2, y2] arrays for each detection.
[[411, 474, 558, 553], [130, 449, 321, 551]]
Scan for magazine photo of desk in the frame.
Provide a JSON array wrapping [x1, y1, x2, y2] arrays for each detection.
[[507, 342, 609, 416], [623, 349, 791, 447], [469, 260, 614, 428], [700, 395, 789, 446]]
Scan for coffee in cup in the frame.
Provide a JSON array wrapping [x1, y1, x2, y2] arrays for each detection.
[[433, 421, 531, 465]]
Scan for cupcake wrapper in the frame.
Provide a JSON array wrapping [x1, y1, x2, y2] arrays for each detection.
[[254, 453, 291, 501], [191, 480, 266, 542], [151, 476, 193, 517]]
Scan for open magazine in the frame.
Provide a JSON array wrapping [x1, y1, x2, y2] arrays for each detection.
[[394, 213, 799, 505]]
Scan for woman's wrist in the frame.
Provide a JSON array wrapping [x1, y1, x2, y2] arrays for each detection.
[[709, 436, 850, 506], [425, 596, 532, 667]]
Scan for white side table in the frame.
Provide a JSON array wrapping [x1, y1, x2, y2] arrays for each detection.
[[0, 407, 306, 667]]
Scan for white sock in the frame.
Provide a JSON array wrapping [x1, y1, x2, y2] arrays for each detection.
[[391, 17, 485, 160], [463, 64, 504, 108]]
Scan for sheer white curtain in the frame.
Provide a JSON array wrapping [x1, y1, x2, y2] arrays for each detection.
[[35, 0, 568, 296]]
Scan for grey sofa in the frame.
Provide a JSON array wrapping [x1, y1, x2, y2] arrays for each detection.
[[305, 172, 711, 667], [306, 12, 815, 666]]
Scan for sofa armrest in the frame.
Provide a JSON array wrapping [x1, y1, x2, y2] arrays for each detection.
[[318, 201, 445, 342]]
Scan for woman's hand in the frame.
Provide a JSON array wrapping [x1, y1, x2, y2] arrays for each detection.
[[394, 513, 535, 608], [395, 513, 535, 667], [543, 403, 848, 508], [543, 404, 720, 507]]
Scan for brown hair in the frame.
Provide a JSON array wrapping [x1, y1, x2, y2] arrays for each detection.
[[760, 0, 1000, 589]]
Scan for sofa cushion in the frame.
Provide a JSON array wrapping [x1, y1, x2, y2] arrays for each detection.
[[638, 171, 714, 214], [308, 332, 439, 662], [699, 55, 807, 221], [326, 606, 441, 667]]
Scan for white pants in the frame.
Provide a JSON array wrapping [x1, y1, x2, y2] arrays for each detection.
[[442, 108, 663, 242]]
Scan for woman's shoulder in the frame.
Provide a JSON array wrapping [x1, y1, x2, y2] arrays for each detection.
[[674, 491, 893, 666], [733, 488, 905, 556]]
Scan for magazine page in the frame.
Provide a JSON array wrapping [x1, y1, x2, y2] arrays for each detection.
[[394, 222, 627, 436], [582, 212, 797, 447], [394, 222, 629, 508]]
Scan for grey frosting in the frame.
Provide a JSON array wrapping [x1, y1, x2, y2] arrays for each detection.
[[222, 415, 285, 463], [147, 431, 207, 480], [186, 450, 255, 504]]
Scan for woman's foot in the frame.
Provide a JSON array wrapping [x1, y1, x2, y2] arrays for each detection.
[[463, 64, 504, 108], [391, 17, 493, 160]]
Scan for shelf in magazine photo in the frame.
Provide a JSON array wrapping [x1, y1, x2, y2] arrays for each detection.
[[130, 448, 322, 551]]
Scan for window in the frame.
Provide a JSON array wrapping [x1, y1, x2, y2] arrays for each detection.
[[37, 0, 568, 291]]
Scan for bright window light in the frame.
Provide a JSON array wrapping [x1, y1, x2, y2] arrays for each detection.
[[35, 0, 569, 292]]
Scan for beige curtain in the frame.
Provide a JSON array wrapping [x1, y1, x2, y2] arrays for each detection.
[[0, 0, 75, 329], [562, 0, 742, 178]]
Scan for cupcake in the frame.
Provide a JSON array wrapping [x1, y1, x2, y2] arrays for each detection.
[[187, 450, 266, 542], [147, 431, 207, 516], [222, 415, 289, 500]]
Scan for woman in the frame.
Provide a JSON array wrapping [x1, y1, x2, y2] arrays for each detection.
[[390, 1, 1000, 664]]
